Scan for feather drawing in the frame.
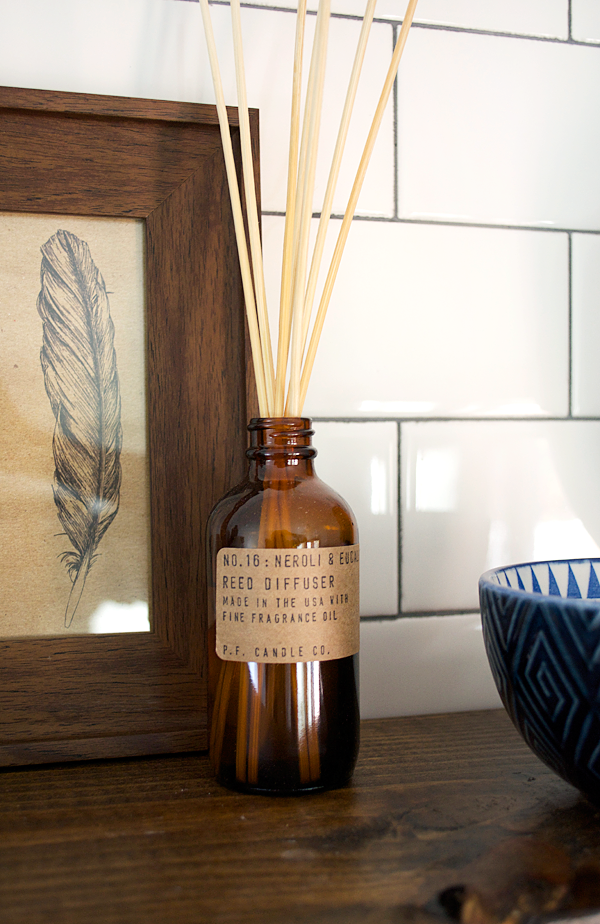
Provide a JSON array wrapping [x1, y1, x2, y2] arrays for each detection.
[[37, 230, 122, 628]]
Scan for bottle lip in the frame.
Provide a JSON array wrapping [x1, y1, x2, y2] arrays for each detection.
[[248, 417, 312, 431], [246, 417, 316, 459]]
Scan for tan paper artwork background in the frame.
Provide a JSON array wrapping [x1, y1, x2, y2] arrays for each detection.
[[0, 213, 151, 637]]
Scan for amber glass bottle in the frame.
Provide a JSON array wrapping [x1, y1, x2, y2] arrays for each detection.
[[207, 417, 360, 794]]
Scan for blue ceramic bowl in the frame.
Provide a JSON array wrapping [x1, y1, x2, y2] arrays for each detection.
[[479, 558, 600, 805]]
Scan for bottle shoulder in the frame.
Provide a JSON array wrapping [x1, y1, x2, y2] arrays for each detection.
[[208, 472, 358, 548]]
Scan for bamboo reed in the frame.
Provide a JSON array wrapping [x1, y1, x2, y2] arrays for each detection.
[[198, 0, 270, 414], [275, 0, 308, 416], [300, 0, 377, 354], [287, 0, 331, 416], [299, 0, 420, 409], [230, 0, 275, 411]]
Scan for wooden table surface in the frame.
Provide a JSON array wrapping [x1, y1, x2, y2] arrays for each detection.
[[2, 709, 600, 924]]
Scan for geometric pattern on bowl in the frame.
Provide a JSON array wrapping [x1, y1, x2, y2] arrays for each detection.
[[489, 559, 600, 600], [479, 559, 600, 805]]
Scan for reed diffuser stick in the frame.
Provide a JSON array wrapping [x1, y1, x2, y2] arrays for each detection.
[[275, 0, 308, 417], [287, 0, 331, 416], [298, 0, 419, 410], [300, 0, 377, 352], [198, 0, 270, 414], [230, 0, 276, 410], [289, 14, 320, 296]]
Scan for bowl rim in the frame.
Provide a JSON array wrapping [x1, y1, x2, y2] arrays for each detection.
[[479, 556, 600, 607]]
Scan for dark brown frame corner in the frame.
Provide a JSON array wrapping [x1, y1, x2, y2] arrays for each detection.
[[0, 86, 258, 766]]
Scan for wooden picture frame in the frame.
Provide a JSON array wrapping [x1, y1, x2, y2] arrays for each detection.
[[0, 86, 258, 766]]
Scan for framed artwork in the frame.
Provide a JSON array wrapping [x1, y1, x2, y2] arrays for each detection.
[[0, 86, 258, 765]]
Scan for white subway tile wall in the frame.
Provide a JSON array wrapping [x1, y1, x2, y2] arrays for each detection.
[[312, 421, 398, 616], [401, 421, 600, 613], [398, 31, 600, 230], [263, 216, 569, 419], [1, 0, 598, 717], [360, 615, 501, 718]]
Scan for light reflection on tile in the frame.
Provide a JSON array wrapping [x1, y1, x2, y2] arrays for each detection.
[[401, 421, 600, 614], [572, 234, 600, 417], [415, 447, 460, 513], [312, 421, 398, 616]]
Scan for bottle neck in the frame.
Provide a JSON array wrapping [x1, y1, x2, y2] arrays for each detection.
[[246, 418, 316, 481]]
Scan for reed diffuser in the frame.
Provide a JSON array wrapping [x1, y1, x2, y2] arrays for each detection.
[[201, 0, 419, 793]]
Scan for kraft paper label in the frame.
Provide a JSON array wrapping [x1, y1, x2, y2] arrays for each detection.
[[215, 545, 360, 663]]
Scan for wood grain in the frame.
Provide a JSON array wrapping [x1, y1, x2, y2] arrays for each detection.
[[0, 710, 598, 924], [0, 87, 260, 764]]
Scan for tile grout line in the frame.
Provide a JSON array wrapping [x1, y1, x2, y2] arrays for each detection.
[[364, 608, 481, 623], [262, 211, 600, 237]]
